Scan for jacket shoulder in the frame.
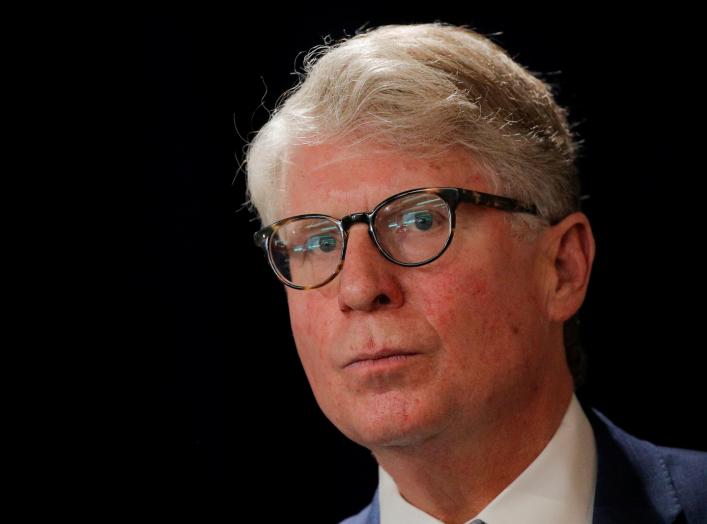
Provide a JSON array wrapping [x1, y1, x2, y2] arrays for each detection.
[[659, 444, 707, 523], [586, 403, 707, 524]]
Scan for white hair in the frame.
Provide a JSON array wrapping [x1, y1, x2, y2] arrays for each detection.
[[242, 22, 588, 385], [243, 22, 582, 236]]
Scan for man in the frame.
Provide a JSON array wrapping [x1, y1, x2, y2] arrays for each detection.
[[244, 23, 706, 523]]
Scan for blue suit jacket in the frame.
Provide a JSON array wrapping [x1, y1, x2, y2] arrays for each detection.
[[340, 402, 707, 523]]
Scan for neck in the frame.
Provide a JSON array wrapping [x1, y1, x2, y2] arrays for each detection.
[[372, 371, 574, 524]]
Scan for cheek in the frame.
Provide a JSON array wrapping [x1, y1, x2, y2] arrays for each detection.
[[417, 263, 532, 372], [289, 296, 318, 341], [287, 294, 352, 425], [418, 270, 496, 336], [287, 293, 337, 373]]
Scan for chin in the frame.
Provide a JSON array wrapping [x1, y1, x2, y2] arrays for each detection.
[[334, 403, 446, 450], [354, 422, 440, 450]]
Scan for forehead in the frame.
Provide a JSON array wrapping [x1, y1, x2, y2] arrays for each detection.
[[282, 142, 491, 218]]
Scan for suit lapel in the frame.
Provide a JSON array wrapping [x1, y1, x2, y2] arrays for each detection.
[[581, 399, 684, 524]]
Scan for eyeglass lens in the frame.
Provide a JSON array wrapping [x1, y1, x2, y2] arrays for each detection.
[[269, 192, 452, 288]]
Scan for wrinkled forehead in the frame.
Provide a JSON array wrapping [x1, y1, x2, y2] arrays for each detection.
[[279, 142, 492, 219]]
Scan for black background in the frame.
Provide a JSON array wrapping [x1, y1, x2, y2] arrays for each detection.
[[130, 8, 705, 521]]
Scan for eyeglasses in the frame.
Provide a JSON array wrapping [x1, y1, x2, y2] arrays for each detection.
[[253, 187, 541, 290]]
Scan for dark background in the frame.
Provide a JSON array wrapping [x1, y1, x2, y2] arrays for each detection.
[[132, 8, 705, 521]]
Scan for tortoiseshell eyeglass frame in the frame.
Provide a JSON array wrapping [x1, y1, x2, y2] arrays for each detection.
[[253, 186, 545, 290]]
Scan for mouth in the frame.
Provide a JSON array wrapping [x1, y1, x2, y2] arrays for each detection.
[[344, 349, 421, 370]]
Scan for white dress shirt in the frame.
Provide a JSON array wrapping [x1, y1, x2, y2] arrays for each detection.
[[378, 393, 597, 524]]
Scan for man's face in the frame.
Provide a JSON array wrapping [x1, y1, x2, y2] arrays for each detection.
[[282, 142, 558, 450]]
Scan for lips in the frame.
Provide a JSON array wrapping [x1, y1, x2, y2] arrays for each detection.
[[344, 349, 420, 368]]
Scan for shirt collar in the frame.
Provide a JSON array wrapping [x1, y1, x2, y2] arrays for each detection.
[[378, 393, 598, 524]]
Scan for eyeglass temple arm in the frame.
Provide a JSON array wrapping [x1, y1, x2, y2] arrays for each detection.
[[458, 188, 538, 215]]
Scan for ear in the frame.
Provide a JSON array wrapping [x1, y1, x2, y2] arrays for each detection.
[[540, 212, 596, 322]]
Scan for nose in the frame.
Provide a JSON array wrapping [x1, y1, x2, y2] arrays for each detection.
[[337, 224, 405, 312]]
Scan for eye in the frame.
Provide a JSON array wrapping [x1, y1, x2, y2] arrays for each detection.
[[306, 234, 338, 253], [402, 210, 434, 231]]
